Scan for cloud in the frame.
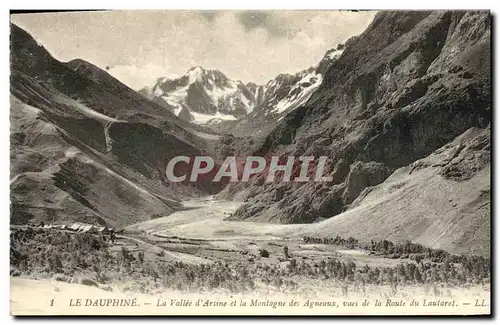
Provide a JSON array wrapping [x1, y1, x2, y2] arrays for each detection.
[[198, 10, 219, 22], [236, 11, 289, 38], [11, 10, 377, 88], [107, 63, 173, 90]]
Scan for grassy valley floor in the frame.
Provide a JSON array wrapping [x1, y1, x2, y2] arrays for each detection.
[[10, 198, 490, 315]]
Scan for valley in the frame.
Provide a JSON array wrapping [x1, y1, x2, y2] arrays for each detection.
[[9, 10, 491, 316], [10, 196, 490, 315]]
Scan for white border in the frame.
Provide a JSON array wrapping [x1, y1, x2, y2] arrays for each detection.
[[3, 2, 499, 10]]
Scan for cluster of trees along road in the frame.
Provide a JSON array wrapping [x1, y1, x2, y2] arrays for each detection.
[[301, 236, 490, 287], [10, 228, 490, 296]]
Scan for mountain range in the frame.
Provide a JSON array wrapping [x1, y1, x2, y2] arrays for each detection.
[[10, 10, 491, 255], [139, 43, 345, 136]]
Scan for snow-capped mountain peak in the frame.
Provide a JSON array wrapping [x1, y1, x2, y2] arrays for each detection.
[[187, 66, 205, 82], [139, 43, 345, 128], [227, 43, 346, 136], [139, 66, 255, 125]]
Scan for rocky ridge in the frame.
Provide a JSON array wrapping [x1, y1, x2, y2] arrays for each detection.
[[226, 10, 491, 237]]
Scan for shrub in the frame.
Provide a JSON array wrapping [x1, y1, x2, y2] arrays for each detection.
[[284, 246, 290, 259], [259, 249, 270, 258], [415, 254, 424, 264], [138, 251, 145, 263], [101, 285, 113, 292], [288, 259, 297, 271], [120, 246, 130, 260], [53, 274, 68, 282], [80, 278, 99, 287]]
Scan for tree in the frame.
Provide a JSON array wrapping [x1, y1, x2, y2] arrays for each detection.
[[138, 251, 144, 263], [415, 254, 424, 264], [284, 246, 290, 259], [413, 268, 422, 284], [121, 246, 130, 260], [288, 259, 297, 273]]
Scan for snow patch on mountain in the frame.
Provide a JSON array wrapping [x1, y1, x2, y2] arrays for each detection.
[[139, 43, 345, 130], [187, 66, 205, 83], [326, 48, 345, 60], [274, 72, 323, 114], [140, 66, 255, 125], [190, 111, 238, 124]]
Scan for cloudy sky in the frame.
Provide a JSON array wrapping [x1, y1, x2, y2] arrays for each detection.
[[11, 10, 376, 89]]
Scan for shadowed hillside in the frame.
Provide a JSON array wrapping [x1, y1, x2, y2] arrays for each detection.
[[9, 24, 223, 228], [225, 11, 491, 255]]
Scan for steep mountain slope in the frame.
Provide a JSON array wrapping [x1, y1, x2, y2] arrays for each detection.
[[10, 23, 220, 228], [227, 8, 491, 248], [229, 44, 344, 137], [302, 126, 490, 256]]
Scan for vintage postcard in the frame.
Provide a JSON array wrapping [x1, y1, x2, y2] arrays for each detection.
[[9, 9, 491, 316]]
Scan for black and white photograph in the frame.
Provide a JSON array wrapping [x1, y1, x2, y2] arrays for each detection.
[[8, 9, 491, 316]]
